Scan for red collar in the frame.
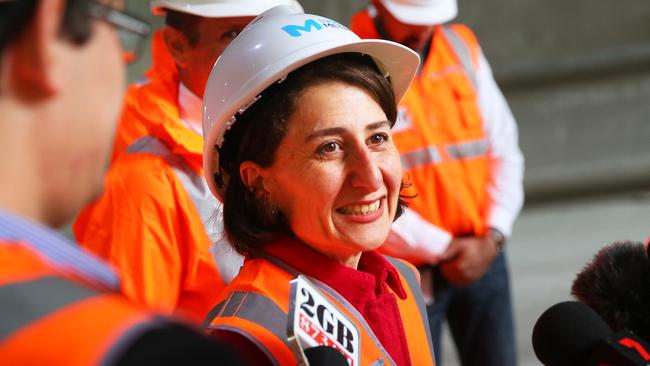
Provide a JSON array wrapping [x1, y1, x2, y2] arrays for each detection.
[[261, 236, 413, 366], [262, 236, 407, 311]]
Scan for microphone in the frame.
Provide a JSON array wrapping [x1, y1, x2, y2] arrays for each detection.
[[532, 301, 650, 366], [304, 345, 349, 366], [287, 275, 360, 366], [571, 241, 650, 341]]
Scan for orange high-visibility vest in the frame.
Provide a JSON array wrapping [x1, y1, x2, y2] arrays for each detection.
[[110, 30, 180, 160], [0, 239, 162, 365], [204, 248, 436, 366], [351, 10, 491, 242], [73, 31, 226, 322]]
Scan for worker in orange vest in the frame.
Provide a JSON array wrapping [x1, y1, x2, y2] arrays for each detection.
[[350, 1, 524, 365], [0, 1, 246, 364], [73, 0, 303, 323]]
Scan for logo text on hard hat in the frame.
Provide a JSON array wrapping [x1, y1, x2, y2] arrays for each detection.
[[281, 18, 348, 37]]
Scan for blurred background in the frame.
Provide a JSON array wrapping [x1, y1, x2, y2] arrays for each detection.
[[124, 1, 650, 365]]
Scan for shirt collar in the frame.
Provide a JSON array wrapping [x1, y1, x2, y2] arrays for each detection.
[[0, 209, 120, 290], [178, 82, 204, 136]]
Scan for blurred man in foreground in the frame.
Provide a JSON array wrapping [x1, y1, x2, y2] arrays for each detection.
[[0, 0, 246, 364]]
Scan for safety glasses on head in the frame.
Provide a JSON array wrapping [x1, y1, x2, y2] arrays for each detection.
[[201, 5, 420, 199], [86, 2, 150, 63]]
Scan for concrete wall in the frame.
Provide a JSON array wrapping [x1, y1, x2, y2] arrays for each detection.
[[126, 1, 650, 201]]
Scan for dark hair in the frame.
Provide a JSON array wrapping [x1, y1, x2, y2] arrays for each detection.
[[0, 0, 92, 79], [218, 53, 408, 256], [165, 10, 201, 47], [0, 0, 92, 53]]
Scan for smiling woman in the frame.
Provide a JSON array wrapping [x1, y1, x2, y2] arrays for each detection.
[[201, 5, 436, 366], [218, 53, 404, 268]]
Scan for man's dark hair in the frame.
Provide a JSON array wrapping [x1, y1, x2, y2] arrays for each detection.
[[0, 0, 93, 53], [218, 52, 408, 256], [165, 10, 202, 47]]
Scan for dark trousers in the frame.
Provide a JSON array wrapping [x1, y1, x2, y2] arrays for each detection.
[[426, 252, 517, 366]]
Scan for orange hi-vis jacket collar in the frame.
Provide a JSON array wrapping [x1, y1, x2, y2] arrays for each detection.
[[351, 9, 491, 243], [111, 30, 204, 174], [205, 238, 436, 366], [0, 213, 159, 365]]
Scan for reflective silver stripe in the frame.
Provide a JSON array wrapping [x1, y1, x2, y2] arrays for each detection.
[[204, 291, 291, 349], [400, 147, 442, 170], [384, 257, 436, 361], [0, 276, 96, 342], [127, 136, 243, 282], [445, 138, 489, 159], [442, 25, 477, 89]]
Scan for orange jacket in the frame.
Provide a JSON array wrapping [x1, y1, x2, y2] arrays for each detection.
[[351, 11, 490, 243], [0, 239, 159, 365], [74, 31, 224, 322], [204, 244, 436, 365]]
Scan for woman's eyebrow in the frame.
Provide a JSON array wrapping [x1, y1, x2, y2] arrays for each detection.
[[366, 120, 391, 131], [305, 127, 345, 142], [305, 120, 391, 142]]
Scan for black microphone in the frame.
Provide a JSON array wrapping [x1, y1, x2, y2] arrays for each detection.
[[571, 241, 650, 341], [532, 301, 650, 366], [303, 345, 349, 366]]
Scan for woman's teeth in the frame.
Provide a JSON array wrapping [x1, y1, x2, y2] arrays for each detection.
[[337, 200, 380, 215]]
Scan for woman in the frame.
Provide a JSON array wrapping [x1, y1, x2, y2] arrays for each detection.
[[201, 5, 434, 366]]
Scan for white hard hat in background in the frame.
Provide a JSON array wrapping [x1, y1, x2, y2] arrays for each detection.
[[378, 0, 457, 25], [151, 0, 304, 17], [202, 5, 420, 198]]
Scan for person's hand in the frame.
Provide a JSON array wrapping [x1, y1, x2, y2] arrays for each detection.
[[438, 235, 500, 286]]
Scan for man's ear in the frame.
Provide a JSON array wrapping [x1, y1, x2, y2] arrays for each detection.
[[162, 26, 190, 69], [8, 0, 67, 100]]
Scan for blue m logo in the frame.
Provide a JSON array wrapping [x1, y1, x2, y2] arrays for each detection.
[[282, 19, 323, 37]]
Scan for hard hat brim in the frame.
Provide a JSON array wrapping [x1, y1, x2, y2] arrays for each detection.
[[151, 0, 303, 17], [379, 0, 458, 25]]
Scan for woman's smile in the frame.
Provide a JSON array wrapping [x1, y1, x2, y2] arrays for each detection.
[[336, 198, 385, 224]]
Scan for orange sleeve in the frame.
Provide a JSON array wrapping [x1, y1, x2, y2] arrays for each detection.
[[74, 155, 205, 315]]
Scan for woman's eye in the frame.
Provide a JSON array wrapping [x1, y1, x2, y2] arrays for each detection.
[[318, 142, 340, 155], [368, 133, 389, 145]]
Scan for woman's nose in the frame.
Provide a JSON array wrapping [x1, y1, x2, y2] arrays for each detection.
[[349, 148, 383, 192]]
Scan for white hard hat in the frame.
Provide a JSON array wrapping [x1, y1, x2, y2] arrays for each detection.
[[151, 0, 304, 17], [202, 5, 420, 198], [378, 0, 458, 25]]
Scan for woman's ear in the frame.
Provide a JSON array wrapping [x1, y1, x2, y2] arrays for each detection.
[[162, 26, 190, 69], [240, 161, 268, 194]]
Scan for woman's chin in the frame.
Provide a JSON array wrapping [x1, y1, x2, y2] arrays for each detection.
[[340, 229, 388, 252]]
